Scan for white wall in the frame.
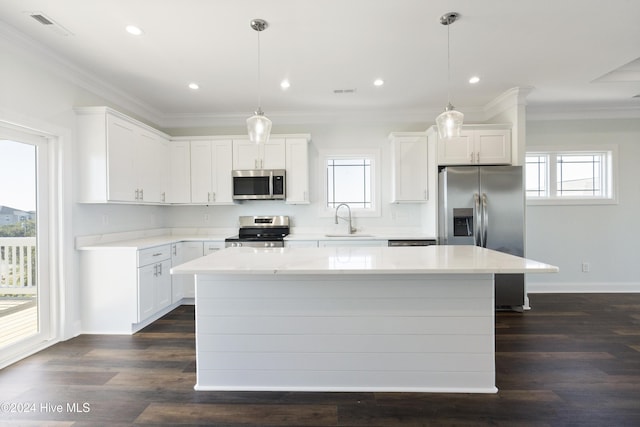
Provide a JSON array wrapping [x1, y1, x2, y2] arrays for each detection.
[[525, 119, 640, 292]]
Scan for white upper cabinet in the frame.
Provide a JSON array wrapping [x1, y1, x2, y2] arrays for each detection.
[[389, 133, 429, 203], [190, 139, 234, 204], [285, 137, 310, 204], [77, 107, 311, 205], [76, 107, 170, 203], [437, 125, 511, 165], [137, 128, 169, 203], [166, 141, 191, 204], [104, 114, 137, 202], [233, 138, 286, 170]]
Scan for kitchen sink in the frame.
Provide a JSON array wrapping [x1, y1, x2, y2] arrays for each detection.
[[324, 233, 374, 238]]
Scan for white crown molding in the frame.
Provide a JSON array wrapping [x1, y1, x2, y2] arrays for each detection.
[[526, 103, 640, 121], [0, 21, 165, 125], [482, 86, 534, 120], [160, 106, 493, 129]]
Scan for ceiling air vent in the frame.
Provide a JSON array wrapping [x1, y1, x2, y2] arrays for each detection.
[[30, 14, 54, 25], [28, 12, 73, 36]]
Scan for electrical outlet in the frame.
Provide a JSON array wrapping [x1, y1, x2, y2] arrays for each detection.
[[582, 262, 590, 273]]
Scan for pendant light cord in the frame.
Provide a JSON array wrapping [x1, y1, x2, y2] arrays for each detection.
[[446, 21, 451, 106], [257, 29, 262, 112]]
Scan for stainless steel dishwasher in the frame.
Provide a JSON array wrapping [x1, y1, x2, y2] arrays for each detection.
[[388, 239, 437, 247]]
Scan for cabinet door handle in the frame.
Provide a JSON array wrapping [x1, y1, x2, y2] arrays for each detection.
[[172, 245, 177, 256], [476, 152, 480, 163], [469, 152, 474, 163], [140, 188, 144, 200], [158, 263, 162, 275], [161, 192, 166, 202], [212, 192, 216, 202], [153, 264, 158, 277]]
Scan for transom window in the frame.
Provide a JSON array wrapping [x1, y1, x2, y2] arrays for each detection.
[[526, 146, 617, 205]]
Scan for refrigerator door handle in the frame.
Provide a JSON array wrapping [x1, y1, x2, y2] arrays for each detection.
[[482, 193, 488, 248], [473, 193, 481, 247]]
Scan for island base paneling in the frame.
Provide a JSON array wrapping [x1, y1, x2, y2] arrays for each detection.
[[194, 273, 497, 393]]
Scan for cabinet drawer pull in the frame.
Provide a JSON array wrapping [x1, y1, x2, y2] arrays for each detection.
[[152, 252, 163, 257]]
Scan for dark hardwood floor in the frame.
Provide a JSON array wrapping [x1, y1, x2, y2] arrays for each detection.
[[1, 293, 640, 426]]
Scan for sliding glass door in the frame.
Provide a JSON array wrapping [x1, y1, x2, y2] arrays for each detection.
[[0, 126, 51, 364]]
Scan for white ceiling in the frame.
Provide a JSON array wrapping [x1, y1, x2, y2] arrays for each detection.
[[1, 0, 639, 127]]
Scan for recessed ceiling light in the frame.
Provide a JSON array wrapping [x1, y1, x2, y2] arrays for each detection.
[[280, 79, 291, 89], [373, 78, 384, 87], [188, 83, 199, 90], [469, 76, 480, 84], [125, 25, 144, 36]]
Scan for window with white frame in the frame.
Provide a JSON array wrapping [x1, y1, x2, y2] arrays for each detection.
[[525, 146, 617, 204], [321, 150, 380, 216]]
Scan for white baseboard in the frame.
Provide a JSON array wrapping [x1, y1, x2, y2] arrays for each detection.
[[528, 282, 640, 293]]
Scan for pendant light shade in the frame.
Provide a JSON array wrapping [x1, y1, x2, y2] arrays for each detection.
[[436, 103, 464, 139], [436, 12, 463, 140], [246, 108, 272, 145], [247, 18, 271, 144]]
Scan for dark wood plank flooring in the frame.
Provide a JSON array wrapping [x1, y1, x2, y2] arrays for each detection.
[[1, 293, 640, 426]]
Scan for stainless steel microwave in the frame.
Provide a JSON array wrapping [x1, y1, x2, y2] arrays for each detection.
[[232, 169, 286, 200]]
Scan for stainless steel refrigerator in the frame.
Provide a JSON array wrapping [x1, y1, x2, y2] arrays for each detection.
[[438, 165, 525, 310]]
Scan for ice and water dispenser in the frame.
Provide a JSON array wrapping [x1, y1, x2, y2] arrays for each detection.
[[452, 208, 473, 237]]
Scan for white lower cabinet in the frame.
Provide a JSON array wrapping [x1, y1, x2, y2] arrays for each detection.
[[171, 242, 204, 302], [137, 246, 172, 323], [80, 244, 174, 334]]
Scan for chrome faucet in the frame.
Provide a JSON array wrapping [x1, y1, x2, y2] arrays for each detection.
[[334, 203, 356, 234]]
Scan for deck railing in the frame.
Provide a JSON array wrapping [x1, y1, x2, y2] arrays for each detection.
[[0, 237, 37, 295]]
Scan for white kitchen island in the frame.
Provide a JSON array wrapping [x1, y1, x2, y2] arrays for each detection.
[[171, 245, 558, 393]]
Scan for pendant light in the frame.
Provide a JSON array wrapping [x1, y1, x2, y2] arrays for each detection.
[[246, 18, 272, 144], [435, 12, 464, 140]]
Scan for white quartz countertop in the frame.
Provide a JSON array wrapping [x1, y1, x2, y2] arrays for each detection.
[[171, 245, 559, 275], [284, 233, 436, 241], [76, 234, 229, 250], [76, 229, 437, 250]]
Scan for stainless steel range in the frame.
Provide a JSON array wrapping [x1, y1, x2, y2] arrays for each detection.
[[225, 216, 290, 248]]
